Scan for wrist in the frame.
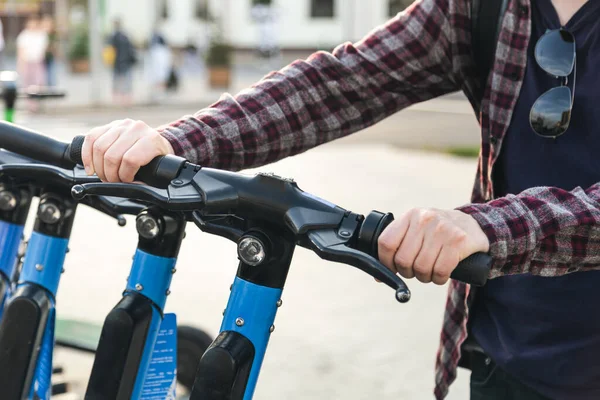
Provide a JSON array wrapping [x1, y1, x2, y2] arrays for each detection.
[[465, 213, 490, 253], [160, 134, 175, 155], [158, 128, 179, 156]]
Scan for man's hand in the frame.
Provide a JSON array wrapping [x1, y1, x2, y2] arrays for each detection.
[[81, 119, 174, 182], [378, 208, 489, 285]]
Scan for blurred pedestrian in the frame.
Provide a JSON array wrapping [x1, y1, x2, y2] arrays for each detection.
[[0, 17, 4, 68], [16, 15, 48, 111], [110, 19, 136, 106], [41, 15, 58, 87], [147, 31, 172, 104]]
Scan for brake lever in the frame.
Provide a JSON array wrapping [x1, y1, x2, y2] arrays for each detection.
[[307, 229, 411, 303], [72, 182, 168, 206], [0, 163, 99, 187], [71, 181, 203, 211]]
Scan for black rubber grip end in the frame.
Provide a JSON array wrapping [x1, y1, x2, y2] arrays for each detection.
[[134, 155, 187, 188], [68, 135, 85, 164], [451, 252, 491, 286]]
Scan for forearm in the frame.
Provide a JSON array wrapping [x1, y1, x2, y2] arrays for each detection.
[[159, 0, 464, 171], [458, 184, 600, 278]]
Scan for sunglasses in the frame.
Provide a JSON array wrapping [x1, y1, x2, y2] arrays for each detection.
[[529, 28, 576, 139]]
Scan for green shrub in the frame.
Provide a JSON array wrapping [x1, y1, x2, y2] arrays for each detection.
[[206, 41, 233, 67], [69, 27, 89, 60]]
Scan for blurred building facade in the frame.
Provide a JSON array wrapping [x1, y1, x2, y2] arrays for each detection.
[[0, 0, 57, 52], [105, 0, 415, 50]]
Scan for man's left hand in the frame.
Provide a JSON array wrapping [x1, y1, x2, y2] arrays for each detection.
[[377, 208, 490, 285]]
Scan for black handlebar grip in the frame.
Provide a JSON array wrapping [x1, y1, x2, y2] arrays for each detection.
[[68, 135, 187, 189], [68, 135, 85, 165], [364, 210, 491, 286], [134, 155, 187, 188], [0, 121, 75, 169], [451, 252, 491, 287]]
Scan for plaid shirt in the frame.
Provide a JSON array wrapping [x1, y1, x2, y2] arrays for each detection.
[[160, 0, 600, 398]]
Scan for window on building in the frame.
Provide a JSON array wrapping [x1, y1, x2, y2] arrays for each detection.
[[388, 0, 414, 17], [252, 0, 273, 5], [311, 0, 334, 18], [195, 0, 210, 20]]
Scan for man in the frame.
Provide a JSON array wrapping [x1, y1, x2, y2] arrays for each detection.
[[0, 17, 4, 68], [16, 15, 48, 111], [110, 19, 136, 106], [80, 0, 600, 398]]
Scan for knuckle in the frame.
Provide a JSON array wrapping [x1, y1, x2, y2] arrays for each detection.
[[378, 235, 397, 253], [103, 152, 121, 166], [121, 153, 140, 167], [434, 221, 451, 236], [432, 271, 449, 285], [418, 209, 437, 227], [87, 126, 106, 139], [92, 139, 109, 154], [413, 261, 431, 276], [133, 120, 147, 130], [119, 172, 134, 183], [433, 265, 451, 281], [406, 208, 420, 218], [452, 230, 468, 244], [393, 251, 411, 268]]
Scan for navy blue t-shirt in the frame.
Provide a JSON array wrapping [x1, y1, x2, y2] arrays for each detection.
[[470, 1, 600, 399]]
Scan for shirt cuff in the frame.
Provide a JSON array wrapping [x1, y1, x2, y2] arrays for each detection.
[[157, 124, 210, 166], [456, 197, 538, 277]]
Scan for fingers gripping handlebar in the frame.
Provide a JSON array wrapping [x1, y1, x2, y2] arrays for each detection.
[[356, 211, 491, 287], [68, 135, 185, 189], [0, 124, 185, 189]]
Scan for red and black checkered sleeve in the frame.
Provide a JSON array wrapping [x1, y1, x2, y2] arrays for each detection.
[[458, 183, 600, 278], [158, 0, 465, 171]]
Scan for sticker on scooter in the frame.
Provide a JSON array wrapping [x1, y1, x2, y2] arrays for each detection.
[[141, 313, 177, 400]]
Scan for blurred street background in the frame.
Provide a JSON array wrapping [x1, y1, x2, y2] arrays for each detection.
[[1, 0, 482, 399]]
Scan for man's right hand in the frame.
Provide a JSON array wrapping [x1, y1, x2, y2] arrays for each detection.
[[81, 119, 174, 182]]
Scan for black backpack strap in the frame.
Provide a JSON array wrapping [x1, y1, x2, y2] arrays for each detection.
[[471, 0, 509, 104]]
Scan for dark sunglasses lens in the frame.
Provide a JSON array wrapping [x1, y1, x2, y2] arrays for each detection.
[[535, 29, 575, 76], [530, 86, 572, 137]]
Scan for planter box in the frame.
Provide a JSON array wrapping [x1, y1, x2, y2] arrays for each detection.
[[208, 67, 231, 88], [70, 59, 90, 74]]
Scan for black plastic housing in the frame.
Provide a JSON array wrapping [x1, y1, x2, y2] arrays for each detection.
[[190, 331, 255, 400], [0, 284, 51, 399], [85, 293, 154, 400]]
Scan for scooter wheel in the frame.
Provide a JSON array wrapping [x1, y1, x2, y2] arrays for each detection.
[[177, 325, 213, 391]]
